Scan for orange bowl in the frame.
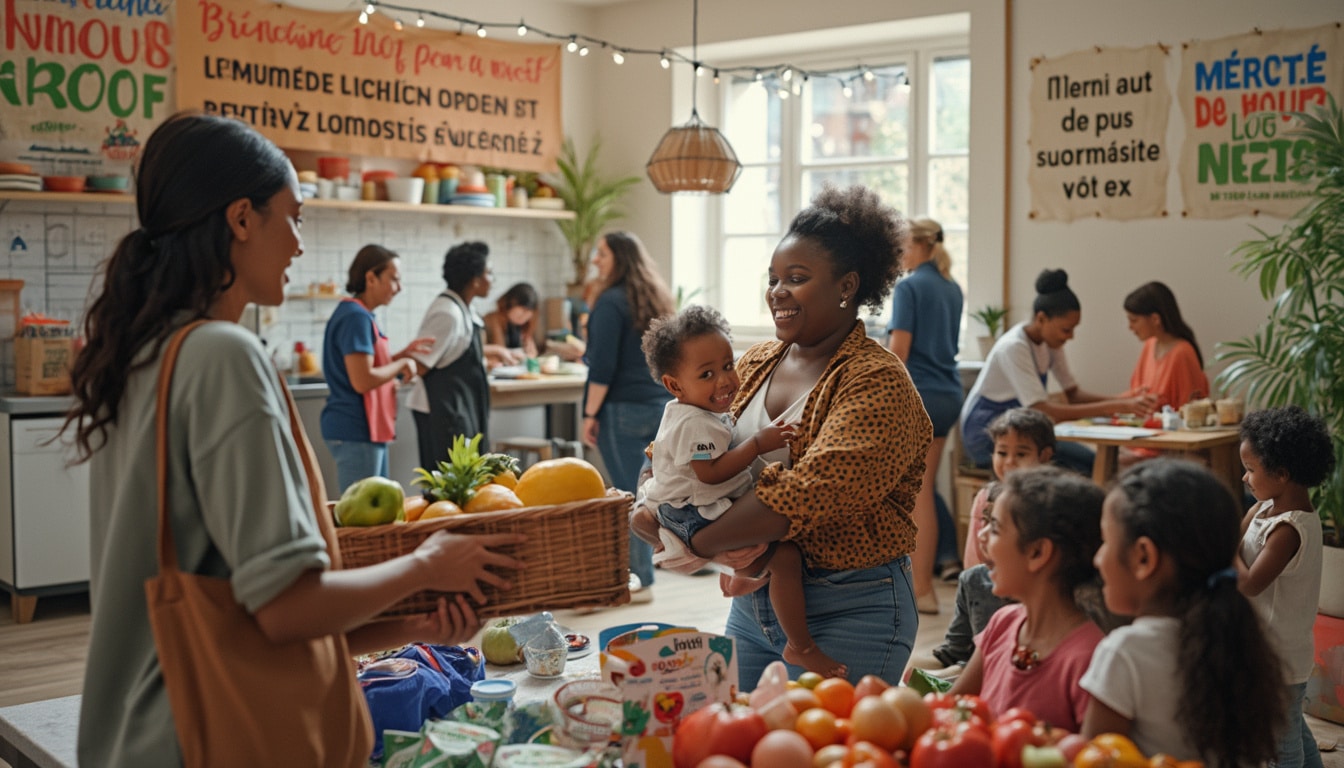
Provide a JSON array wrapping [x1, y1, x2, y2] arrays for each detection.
[[43, 176, 86, 192]]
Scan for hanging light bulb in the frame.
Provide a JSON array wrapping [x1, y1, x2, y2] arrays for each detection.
[[862, 67, 875, 82], [712, 70, 720, 85], [842, 82, 853, 99], [778, 86, 790, 100], [415, 13, 423, 27], [754, 71, 764, 82], [612, 50, 625, 65], [476, 24, 486, 37], [517, 21, 527, 36], [358, 10, 368, 24], [579, 45, 589, 56], [565, 37, 577, 53], [695, 64, 704, 77], [792, 81, 802, 96], [782, 67, 793, 82], [363, 2, 374, 15], [393, 17, 402, 30], [660, 52, 670, 69]]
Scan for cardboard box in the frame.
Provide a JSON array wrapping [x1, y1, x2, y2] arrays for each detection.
[[15, 325, 75, 396], [599, 625, 737, 768]]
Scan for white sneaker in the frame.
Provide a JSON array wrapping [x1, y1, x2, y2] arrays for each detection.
[[629, 574, 654, 604]]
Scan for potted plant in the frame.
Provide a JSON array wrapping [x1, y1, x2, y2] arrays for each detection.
[[969, 304, 1008, 359], [1215, 97, 1344, 617], [545, 136, 642, 290]]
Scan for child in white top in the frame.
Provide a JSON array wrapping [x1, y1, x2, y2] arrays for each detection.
[[641, 307, 845, 677], [1236, 405, 1333, 768], [1083, 459, 1286, 765]]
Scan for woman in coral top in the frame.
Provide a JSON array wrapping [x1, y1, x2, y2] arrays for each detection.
[[1122, 282, 1208, 412]]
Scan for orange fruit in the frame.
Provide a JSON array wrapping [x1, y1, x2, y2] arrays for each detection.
[[793, 708, 839, 750], [491, 469, 518, 489], [421, 500, 462, 519], [784, 687, 822, 714], [513, 457, 606, 506], [813, 678, 855, 718], [464, 484, 525, 513], [403, 496, 430, 522], [849, 696, 906, 752]]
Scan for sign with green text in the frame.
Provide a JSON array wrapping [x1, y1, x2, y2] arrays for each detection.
[[0, 0, 175, 175], [1178, 23, 1343, 218]]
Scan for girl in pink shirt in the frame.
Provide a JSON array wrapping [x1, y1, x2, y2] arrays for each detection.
[[950, 467, 1105, 731]]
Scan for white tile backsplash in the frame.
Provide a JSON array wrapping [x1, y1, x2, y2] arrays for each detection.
[[0, 200, 573, 384]]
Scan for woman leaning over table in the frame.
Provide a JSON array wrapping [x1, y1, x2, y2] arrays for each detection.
[[321, 244, 433, 492], [582, 231, 675, 600], [886, 218, 964, 615], [1122, 281, 1208, 411], [633, 185, 933, 687], [63, 113, 522, 767], [483, 281, 540, 360], [959, 268, 1158, 475]]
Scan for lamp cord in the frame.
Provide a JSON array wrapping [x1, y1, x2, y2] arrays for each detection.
[[690, 0, 699, 120]]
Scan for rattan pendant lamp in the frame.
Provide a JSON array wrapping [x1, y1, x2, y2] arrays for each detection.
[[645, 0, 741, 194]]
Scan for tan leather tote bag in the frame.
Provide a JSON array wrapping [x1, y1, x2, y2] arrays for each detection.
[[144, 320, 373, 766]]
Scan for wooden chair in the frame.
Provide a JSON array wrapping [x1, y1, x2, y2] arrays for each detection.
[[493, 436, 553, 470], [950, 424, 992, 557]]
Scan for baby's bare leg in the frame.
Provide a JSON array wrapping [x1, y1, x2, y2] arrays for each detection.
[[769, 542, 847, 678]]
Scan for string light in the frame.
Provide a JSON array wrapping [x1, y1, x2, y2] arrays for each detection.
[[777, 87, 789, 100], [336, 3, 917, 93], [393, 17, 402, 30]]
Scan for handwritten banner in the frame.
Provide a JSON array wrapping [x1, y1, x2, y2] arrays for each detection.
[[1178, 23, 1343, 219], [175, 0, 562, 172], [0, 0, 175, 175], [1029, 45, 1171, 221]]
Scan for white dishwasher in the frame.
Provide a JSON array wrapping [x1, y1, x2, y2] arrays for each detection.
[[1, 416, 91, 592]]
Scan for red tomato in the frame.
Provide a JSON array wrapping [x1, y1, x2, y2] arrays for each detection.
[[845, 741, 900, 768], [672, 704, 769, 768], [909, 725, 994, 768], [991, 719, 1048, 768], [930, 706, 988, 736], [852, 674, 890, 702], [922, 693, 993, 725], [997, 707, 1037, 726]]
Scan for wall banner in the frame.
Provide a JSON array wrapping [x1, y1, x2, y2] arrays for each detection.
[[176, 0, 562, 172], [0, 0, 175, 176], [1178, 23, 1343, 219], [1029, 45, 1171, 222]]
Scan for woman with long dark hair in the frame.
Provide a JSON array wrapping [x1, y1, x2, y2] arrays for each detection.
[[1122, 281, 1208, 411], [582, 231, 675, 600], [483, 282, 540, 359], [64, 113, 521, 766]]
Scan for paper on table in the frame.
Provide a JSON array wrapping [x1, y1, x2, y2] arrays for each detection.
[[1055, 424, 1161, 440]]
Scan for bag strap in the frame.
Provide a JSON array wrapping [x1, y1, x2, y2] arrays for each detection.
[[154, 320, 211, 575], [154, 320, 339, 575]]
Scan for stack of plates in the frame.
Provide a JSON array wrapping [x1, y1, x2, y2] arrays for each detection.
[[0, 173, 41, 192], [451, 192, 496, 208]]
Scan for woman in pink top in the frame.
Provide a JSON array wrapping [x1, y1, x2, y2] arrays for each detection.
[[950, 467, 1106, 731], [1122, 282, 1208, 412]]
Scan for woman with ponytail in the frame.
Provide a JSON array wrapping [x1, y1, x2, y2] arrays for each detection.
[[1082, 459, 1286, 766], [886, 218, 964, 613], [63, 113, 523, 766], [960, 268, 1158, 474], [1121, 281, 1209, 411]]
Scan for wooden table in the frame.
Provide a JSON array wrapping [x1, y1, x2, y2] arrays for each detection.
[[1054, 425, 1244, 496]]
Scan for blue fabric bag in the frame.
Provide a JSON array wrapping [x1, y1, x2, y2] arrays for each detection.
[[359, 644, 484, 760]]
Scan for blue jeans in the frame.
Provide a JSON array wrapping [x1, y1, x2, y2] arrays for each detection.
[[658, 502, 715, 546], [1274, 681, 1323, 768], [934, 491, 959, 567], [325, 438, 389, 495], [596, 400, 667, 588], [726, 556, 918, 689]]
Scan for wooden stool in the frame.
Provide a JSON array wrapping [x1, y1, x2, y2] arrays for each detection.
[[494, 437, 554, 469]]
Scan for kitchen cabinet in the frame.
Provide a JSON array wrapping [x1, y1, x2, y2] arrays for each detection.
[[0, 414, 90, 623]]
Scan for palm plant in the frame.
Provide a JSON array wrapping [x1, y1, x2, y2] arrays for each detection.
[[547, 136, 641, 287], [970, 305, 1009, 338], [1215, 96, 1344, 543]]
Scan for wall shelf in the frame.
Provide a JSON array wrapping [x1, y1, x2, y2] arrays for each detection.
[[0, 190, 575, 221]]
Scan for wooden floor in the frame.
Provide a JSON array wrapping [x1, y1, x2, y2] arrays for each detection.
[[2, 572, 1341, 765]]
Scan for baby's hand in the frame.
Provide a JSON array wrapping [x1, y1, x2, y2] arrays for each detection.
[[754, 420, 798, 454]]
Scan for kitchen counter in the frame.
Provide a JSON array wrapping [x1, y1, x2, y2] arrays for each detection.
[[0, 383, 333, 415]]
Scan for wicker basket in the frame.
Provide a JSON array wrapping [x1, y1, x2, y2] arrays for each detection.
[[335, 491, 633, 619]]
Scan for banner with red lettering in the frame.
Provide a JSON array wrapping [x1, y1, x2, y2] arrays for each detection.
[[0, 0, 174, 177], [175, 0, 562, 172], [1178, 23, 1343, 218], [1028, 45, 1171, 221]]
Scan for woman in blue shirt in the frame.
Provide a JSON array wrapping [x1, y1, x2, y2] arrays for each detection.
[[582, 231, 675, 600], [886, 218, 964, 614]]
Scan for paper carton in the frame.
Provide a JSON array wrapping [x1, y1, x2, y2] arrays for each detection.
[[14, 324, 75, 396], [598, 625, 737, 768]]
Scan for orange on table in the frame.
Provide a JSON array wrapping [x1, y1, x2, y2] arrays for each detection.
[[793, 708, 840, 751], [813, 677, 856, 718], [784, 687, 822, 714]]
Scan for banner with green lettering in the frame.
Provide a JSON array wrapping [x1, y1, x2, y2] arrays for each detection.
[[1178, 23, 1343, 218], [0, 0, 175, 176], [175, 0, 563, 172]]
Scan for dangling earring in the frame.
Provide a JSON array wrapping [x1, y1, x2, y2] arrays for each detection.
[[839, 297, 849, 308]]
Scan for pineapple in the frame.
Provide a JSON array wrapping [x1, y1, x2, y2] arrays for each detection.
[[412, 434, 520, 506]]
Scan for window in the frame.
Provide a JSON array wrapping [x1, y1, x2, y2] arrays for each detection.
[[697, 44, 970, 336]]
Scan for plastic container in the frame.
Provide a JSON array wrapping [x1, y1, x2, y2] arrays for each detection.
[[470, 678, 517, 705]]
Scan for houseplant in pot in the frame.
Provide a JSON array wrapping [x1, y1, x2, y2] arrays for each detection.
[[1214, 97, 1344, 617], [969, 304, 1008, 359], [546, 136, 641, 290]]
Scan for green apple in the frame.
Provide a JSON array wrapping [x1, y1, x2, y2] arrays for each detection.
[[334, 477, 405, 526], [482, 617, 523, 665]]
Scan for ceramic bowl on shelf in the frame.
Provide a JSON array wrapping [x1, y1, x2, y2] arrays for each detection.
[[385, 177, 424, 204], [86, 174, 130, 192], [43, 176, 86, 193]]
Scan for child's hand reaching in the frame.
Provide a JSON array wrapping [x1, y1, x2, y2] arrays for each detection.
[[753, 420, 798, 454]]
